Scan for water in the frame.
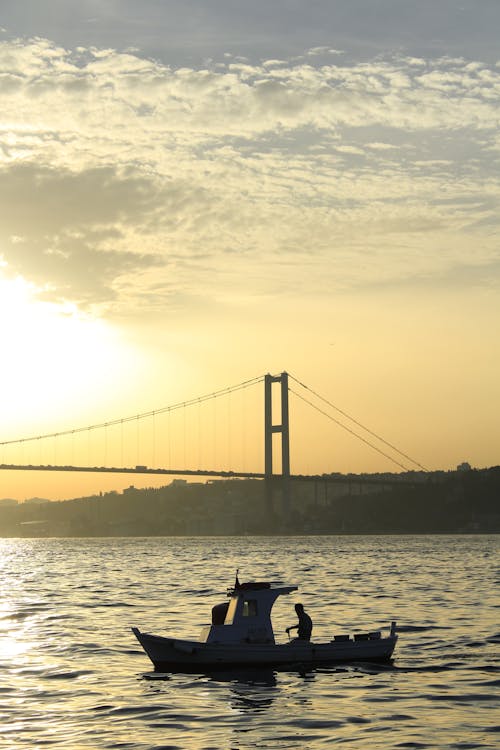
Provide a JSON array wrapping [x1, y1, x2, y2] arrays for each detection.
[[0, 535, 498, 749]]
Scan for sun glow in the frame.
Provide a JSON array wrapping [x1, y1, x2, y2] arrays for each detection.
[[0, 276, 137, 437]]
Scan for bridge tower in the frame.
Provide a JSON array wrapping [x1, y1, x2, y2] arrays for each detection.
[[264, 372, 290, 514]]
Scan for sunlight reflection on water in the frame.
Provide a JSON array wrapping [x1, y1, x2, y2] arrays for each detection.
[[0, 535, 498, 749]]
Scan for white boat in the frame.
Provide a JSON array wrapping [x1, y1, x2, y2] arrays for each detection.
[[132, 576, 398, 672]]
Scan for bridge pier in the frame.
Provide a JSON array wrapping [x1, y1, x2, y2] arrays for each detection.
[[264, 372, 291, 519]]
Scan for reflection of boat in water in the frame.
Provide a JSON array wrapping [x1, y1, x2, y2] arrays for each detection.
[[132, 575, 398, 673]]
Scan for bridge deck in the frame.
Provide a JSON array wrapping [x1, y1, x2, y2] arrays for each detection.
[[0, 464, 422, 486]]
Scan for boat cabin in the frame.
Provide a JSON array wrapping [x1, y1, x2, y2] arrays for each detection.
[[200, 580, 297, 645]]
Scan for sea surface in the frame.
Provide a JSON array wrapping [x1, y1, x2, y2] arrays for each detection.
[[0, 535, 498, 749]]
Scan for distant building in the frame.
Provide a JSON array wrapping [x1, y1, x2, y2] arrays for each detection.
[[457, 462, 472, 472]]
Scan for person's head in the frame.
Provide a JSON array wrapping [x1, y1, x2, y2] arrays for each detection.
[[295, 603, 304, 614]]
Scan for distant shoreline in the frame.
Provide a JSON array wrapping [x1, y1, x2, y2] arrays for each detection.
[[0, 532, 498, 540], [1, 466, 499, 537]]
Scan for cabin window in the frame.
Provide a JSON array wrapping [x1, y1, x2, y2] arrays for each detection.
[[242, 599, 258, 617]]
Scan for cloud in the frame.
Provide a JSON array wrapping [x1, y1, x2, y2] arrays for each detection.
[[0, 38, 499, 313], [0, 162, 165, 305], [2, 40, 499, 144]]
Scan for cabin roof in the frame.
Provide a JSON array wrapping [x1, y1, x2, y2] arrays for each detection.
[[228, 581, 298, 597]]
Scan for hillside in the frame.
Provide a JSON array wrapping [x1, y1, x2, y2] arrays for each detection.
[[1, 466, 499, 537]]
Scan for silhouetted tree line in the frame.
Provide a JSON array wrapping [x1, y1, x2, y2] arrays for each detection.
[[0, 467, 498, 537]]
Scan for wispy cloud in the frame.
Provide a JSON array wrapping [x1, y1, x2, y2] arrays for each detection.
[[0, 38, 499, 312]]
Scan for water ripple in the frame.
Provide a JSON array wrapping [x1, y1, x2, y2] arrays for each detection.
[[0, 534, 497, 749]]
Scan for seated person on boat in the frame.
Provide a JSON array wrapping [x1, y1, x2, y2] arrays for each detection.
[[286, 602, 313, 641]]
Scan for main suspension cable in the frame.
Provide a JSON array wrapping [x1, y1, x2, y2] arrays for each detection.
[[290, 388, 411, 472], [289, 373, 427, 472], [0, 374, 265, 447]]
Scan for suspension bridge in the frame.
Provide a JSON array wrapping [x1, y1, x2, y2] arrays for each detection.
[[0, 372, 427, 493]]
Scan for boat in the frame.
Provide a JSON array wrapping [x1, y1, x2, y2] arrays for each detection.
[[132, 575, 398, 673]]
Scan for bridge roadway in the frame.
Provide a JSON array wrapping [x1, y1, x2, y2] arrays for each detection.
[[0, 463, 423, 486]]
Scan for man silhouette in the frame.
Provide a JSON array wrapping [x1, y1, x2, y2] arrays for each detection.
[[286, 603, 313, 641]]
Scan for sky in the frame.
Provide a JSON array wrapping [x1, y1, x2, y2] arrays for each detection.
[[0, 0, 499, 500]]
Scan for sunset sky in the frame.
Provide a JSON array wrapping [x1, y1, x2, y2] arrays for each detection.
[[1, 1, 499, 500]]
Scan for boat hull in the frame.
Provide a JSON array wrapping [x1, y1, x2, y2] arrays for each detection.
[[132, 627, 397, 672]]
